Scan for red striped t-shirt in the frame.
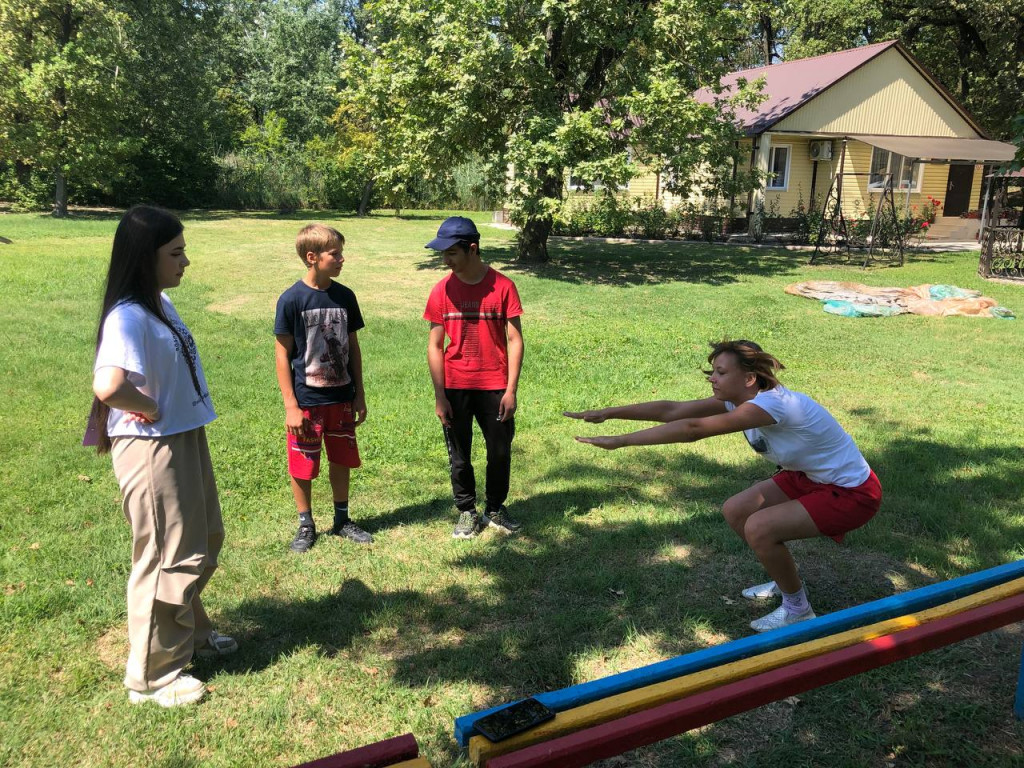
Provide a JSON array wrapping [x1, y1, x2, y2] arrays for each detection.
[[424, 267, 523, 390]]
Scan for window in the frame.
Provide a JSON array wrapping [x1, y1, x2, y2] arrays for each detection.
[[766, 145, 790, 190], [868, 147, 922, 191]]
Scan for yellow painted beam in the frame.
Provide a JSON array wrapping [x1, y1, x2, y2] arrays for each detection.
[[470, 576, 1024, 766], [389, 758, 432, 768]]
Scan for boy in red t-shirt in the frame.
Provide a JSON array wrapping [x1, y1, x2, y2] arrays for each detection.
[[424, 217, 525, 538]]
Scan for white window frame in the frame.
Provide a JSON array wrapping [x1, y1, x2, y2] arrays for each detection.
[[868, 147, 923, 192], [766, 145, 791, 190]]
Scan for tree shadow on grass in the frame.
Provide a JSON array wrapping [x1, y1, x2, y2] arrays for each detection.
[[209, 420, 1023, 765], [365, 495, 458, 531], [415, 239, 806, 287]]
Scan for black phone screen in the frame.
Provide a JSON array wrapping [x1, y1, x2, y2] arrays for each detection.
[[475, 697, 556, 742]]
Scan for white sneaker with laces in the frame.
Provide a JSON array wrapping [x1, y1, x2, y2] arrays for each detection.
[[750, 605, 816, 633], [128, 673, 206, 707], [741, 580, 782, 600]]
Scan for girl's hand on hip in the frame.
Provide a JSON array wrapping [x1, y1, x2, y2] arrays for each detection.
[[125, 407, 160, 425]]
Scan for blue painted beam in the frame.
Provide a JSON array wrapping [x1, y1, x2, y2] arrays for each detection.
[[455, 558, 1024, 745]]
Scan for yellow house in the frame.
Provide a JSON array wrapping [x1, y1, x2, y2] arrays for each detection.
[[666, 40, 1017, 240]]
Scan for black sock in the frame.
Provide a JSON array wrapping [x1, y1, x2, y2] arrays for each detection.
[[333, 501, 350, 529], [298, 511, 314, 528]]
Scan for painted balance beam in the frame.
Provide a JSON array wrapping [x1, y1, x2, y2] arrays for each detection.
[[454, 557, 1024, 745], [469, 575, 1024, 766], [486, 591, 1024, 768], [292, 733, 418, 768]]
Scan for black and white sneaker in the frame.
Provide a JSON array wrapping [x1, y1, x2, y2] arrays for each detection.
[[289, 524, 316, 553], [452, 510, 485, 539], [329, 521, 373, 544], [485, 506, 522, 534]]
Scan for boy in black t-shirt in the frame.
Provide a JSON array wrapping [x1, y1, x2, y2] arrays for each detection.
[[274, 224, 371, 552]]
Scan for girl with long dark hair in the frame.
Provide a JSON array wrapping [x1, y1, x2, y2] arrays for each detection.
[[566, 340, 881, 633], [90, 206, 235, 707]]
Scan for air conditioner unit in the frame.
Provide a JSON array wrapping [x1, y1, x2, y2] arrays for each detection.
[[809, 140, 833, 161]]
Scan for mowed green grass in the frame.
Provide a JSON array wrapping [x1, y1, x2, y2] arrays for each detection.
[[1, 210, 1022, 767]]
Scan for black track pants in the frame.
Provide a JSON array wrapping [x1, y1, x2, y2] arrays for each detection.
[[442, 388, 515, 513]]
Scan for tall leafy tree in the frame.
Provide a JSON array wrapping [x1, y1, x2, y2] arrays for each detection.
[[235, 0, 351, 144], [341, 0, 759, 261], [0, 0, 133, 214], [109, 0, 240, 207]]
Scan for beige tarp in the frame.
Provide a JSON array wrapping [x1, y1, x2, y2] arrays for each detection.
[[785, 281, 1011, 317], [847, 135, 1015, 163]]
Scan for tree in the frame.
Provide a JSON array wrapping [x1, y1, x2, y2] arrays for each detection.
[[106, 0, 243, 207], [235, 0, 351, 144], [0, 0, 133, 214], [341, 0, 759, 261]]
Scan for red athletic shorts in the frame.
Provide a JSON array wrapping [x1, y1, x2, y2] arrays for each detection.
[[287, 403, 361, 480], [772, 469, 881, 543]]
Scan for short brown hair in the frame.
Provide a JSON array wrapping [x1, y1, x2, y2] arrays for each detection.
[[296, 223, 344, 264], [705, 339, 785, 390]]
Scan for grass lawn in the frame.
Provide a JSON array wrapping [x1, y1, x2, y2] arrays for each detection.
[[1, 210, 1022, 767]]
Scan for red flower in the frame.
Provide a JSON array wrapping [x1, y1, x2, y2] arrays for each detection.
[[921, 222, 929, 229]]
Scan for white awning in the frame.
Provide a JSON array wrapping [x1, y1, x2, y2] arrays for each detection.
[[847, 135, 1016, 163]]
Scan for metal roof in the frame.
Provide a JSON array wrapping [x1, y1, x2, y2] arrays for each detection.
[[695, 40, 986, 138]]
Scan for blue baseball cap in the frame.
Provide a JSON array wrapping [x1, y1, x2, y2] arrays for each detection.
[[425, 216, 480, 250]]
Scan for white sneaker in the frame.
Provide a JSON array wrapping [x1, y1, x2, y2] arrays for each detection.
[[750, 605, 816, 633], [195, 630, 238, 658], [742, 580, 782, 600], [129, 673, 206, 707]]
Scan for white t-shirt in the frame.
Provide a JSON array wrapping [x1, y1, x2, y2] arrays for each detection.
[[725, 386, 870, 487], [94, 295, 216, 438]]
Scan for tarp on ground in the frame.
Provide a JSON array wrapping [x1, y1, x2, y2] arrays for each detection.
[[785, 281, 1014, 318]]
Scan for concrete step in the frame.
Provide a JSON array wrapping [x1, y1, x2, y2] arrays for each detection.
[[924, 217, 979, 241]]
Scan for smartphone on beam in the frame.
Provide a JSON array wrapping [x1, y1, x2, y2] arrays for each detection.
[[475, 698, 556, 742]]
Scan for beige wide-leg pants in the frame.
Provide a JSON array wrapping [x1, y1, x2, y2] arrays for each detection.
[[111, 427, 223, 692]]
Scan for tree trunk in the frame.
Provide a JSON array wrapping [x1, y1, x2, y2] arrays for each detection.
[[358, 178, 374, 216], [515, 168, 562, 262], [53, 169, 68, 217], [52, 3, 73, 218], [516, 216, 551, 262]]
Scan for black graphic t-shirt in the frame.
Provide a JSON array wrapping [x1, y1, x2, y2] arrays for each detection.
[[274, 280, 365, 407]]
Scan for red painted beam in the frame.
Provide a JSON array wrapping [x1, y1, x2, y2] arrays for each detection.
[[488, 593, 1024, 768], [293, 733, 418, 768]]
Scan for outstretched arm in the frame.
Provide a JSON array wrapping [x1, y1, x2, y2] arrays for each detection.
[[564, 397, 727, 424], [574, 402, 775, 450]]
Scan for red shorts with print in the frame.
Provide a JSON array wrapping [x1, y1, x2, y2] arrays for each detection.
[[772, 469, 881, 543], [287, 403, 361, 480]]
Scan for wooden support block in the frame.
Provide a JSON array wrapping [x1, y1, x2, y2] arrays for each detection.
[[292, 733, 418, 768], [469, 575, 1024, 765], [454, 557, 1024, 745], [388, 759, 432, 768], [486, 592, 1024, 768]]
